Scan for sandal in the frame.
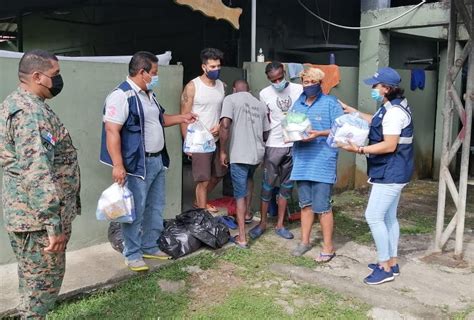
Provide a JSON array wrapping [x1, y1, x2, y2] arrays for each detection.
[[249, 225, 266, 240], [245, 212, 254, 224], [229, 235, 249, 249], [314, 252, 336, 263], [217, 216, 238, 230]]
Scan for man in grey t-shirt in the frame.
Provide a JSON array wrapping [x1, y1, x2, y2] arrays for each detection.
[[220, 80, 270, 248]]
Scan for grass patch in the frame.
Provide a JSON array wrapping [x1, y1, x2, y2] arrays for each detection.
[[292, 285, 370, 319], [450, 305, 474, 320], [48, 252, 218, 320], [49, 273, 189, 320], [191, 288, 287, 320], [334, 212, 372, 244], [192, 284, 369, 320], [220, 237, 315, 278]]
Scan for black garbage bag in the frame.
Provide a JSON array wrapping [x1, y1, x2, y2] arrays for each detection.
[[108, 222, 124, 253], [175, 209, 230, 249], [158, 220, 202, 259]]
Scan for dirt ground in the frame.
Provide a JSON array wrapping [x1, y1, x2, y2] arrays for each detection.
[[185, 180, 474, 319]]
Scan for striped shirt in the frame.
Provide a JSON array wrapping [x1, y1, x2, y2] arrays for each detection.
[[290, 93, 343, 183]]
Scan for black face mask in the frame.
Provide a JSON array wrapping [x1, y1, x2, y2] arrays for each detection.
[[48, 74, 64, 97]]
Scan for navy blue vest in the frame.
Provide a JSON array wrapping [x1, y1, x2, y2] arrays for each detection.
[[367, 98, 414, 184], [100, 81, 169, 179]]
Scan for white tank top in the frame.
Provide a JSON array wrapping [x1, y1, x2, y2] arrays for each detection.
[[191, 77, 225, 135]]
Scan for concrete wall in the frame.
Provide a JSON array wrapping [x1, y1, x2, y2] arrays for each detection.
[[0, 57, 183, 264]]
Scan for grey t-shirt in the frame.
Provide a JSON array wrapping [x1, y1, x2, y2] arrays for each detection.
[[220, 92, 270, 165]]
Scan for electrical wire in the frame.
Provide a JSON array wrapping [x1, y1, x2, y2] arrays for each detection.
[[315, 0, 327, 42], [298, 0, 427, 30]]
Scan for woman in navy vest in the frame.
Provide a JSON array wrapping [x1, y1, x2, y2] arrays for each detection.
[[339, 67, 414, 285]]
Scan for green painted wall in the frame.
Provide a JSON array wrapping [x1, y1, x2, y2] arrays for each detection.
[[0, 57, 183, 264]]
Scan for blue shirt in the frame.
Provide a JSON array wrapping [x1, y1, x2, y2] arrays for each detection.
[[290, 93, 343, 184]]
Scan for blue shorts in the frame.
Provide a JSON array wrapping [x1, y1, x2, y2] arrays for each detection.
[[230, 163, 258, 199], [296, 181, 333, 214]]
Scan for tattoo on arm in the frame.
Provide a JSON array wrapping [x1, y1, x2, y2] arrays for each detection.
[[181, 89, 188, 103]]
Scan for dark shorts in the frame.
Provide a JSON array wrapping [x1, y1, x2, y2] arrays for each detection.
[[261, 147, 294, 201], [230, 163, 257, 199], [296, 181, 333, 214], [191, 142, 227, 182]]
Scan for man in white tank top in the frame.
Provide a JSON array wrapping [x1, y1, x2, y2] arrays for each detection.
[[181, 48, 227, 212]]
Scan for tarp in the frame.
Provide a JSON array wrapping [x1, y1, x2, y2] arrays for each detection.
[[0, 50, 172, 65]]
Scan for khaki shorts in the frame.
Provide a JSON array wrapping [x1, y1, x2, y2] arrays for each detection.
[[191, 142, 227, 182]]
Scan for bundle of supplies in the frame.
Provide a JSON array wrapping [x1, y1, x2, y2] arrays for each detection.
[[281, 112, 312, 142], [96, 183, 135, 223], [183, 121, 216, 153], [327, 112, 369, 148]]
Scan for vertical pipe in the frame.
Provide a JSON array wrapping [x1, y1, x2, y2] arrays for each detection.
[[251, 0, 256, 62], [435, 0, 456, 251], [454, 0, 473, 257], [16, 12, 23, 52]]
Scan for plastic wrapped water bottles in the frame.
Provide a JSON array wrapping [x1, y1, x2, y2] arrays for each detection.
[[327, 112, 369, 148]]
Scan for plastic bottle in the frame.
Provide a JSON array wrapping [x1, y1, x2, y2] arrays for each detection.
[[257, 48, 265, 62], [329, 52, 336, 65]]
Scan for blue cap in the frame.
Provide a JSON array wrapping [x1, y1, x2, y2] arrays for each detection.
[[363, 67, 401, 87]]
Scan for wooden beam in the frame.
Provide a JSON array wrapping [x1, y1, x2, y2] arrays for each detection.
[[174, 0, 242, 29], [435, 0, 457, 252], [442, 168, 459, 210], [453, 0, 472, 36], [453, 0, 474, 257]]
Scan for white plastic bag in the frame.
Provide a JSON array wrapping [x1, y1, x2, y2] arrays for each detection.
[[183, 121, 216, 153], [96, 183, 135, 223], [327, 112, 370, 148], [281, 112, 312, 142]]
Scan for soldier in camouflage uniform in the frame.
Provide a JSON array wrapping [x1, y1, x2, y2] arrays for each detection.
[[0, 49, 81, 319]]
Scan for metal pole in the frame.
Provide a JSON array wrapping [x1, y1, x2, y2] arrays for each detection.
[[435, 0, 456, 251], [251, 0, 256, 62], [454, 0, 473, 258], [16, 12, 23, 52]]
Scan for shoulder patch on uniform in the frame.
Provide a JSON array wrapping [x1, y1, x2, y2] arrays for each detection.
[[41, 131, 57, 146]]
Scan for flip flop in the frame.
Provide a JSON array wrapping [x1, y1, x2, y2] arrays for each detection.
[[229, 235, 249, 249], [249, 225, 266, 240], [217, 216, 238, 230], [245, 212, 254, 224], [314, 252, 336, 263]]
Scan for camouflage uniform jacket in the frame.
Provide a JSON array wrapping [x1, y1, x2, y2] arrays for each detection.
[[0, 87, 81, 236]]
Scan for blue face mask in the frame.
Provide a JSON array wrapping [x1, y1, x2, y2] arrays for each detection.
[[206, 69, 220, 80], [272, 79, 288, 92], [371, 88, 384, 102], [146, 75, 159, 90], [303, 83, 322, 97]]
